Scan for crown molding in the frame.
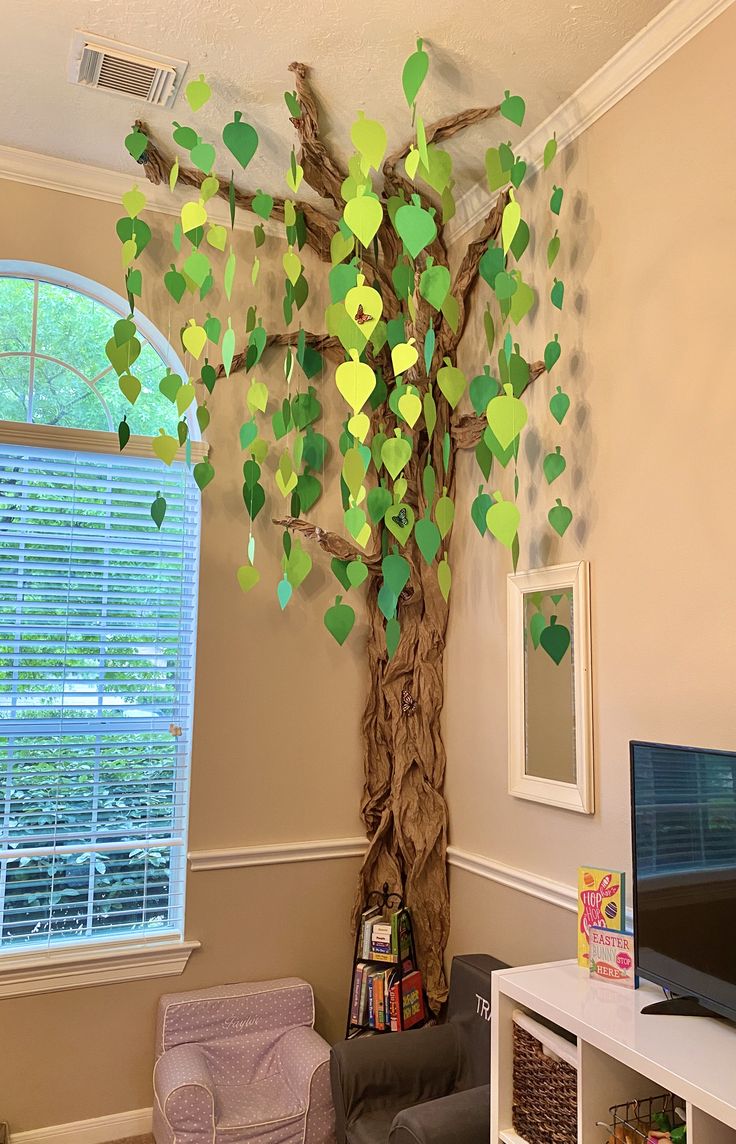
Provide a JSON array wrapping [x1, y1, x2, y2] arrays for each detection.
[[446, 0, 735, 242], [0, 144, 281, 234]]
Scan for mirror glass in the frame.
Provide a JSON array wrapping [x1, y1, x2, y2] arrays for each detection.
[[523, 589, 576, 784]]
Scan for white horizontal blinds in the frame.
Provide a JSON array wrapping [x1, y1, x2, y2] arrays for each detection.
[[0, 443, 200, 949], [636, 747, 736, 875]]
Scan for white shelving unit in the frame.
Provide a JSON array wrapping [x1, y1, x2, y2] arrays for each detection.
[[492, 959, 736, 1144]]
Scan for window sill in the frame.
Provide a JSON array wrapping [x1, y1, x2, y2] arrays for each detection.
[[0, 936, 200, 998]]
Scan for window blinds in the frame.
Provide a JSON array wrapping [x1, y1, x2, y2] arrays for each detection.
[[0, 443, 200, 950]]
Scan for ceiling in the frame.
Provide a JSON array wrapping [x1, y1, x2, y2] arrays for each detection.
[[1, 0, 673, 198]]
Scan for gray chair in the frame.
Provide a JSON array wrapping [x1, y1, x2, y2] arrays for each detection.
[[330, 953, 508, 1144]]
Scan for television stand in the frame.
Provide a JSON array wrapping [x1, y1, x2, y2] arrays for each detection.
[[491, 960, 736, 1142], [642, 995, 728, 1019]]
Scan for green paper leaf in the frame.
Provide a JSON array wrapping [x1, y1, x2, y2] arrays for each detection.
[[475, 437, 493, 481], [394, 197, 437, 259], [124, 127, 148, 162], [415, 514, 441, 565], [351, 111, 387, 171], [223, 111, 259, 169], [240, 419, 258, 450], [486, 496, 520, 549], [484, 147, 511, 193], [422, 463, 436, 507], [324, 597, 356, 646], [486, 387, 528, 449], [284, 90, 302, 118], [118, 372, 141, 405], [190, 140, 216, 174], [547, 230, 561, 268], [437, 359, 466, 409], [164, 266, 186, 304], [442, 430, 451, 474], [277, 577, 293, 610], [385, 616, 401, 660], [424, 328, 435, 375], [402, 38, 429, 108], [172, 121, 197, 151], [483, 309, 495, 356], [529, 611, 546, 650], [378, 583, 398, 621], [471, 488, 493, 536], [344, 194, 383, 248], [201, 361, 217, 394], [150, 491, 166, 529], [419, 262, 451, 310], [117, 416, 130, 451], [331, 558, 352, 591], [509, 277, 535, 325], [550, 185, 564, 215], [381, 432, 412, 480], [185, 73, 211, 112], [470, 367, 498, 415], [543, 446, 566, 485], [548, 497, 573, 537], [551, 278, 565, 310], [382, 552, 411, 598], [501, 196, 521, 254], [437, 555, 451, 602], [544, 335, 561, 373], [242, 480, 265, 521], [423, 392, 437, 440], [500, 90, 526, 127], [434, 489, 454, 539], [384, 501, 415, 547], [540, 616, 571, 664], [510, 159, 527, 189], [237, 565, 260, 593], [284, 537, 312, 589], [509, 218, 530, 262], [367, 485, 392, 524], [347, 559, 369, 588], [543, 134, 557, 169], [302, 427, 328, 470], [193, 458, 215, 491]]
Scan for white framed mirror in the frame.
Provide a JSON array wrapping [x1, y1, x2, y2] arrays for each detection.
[[507, 560, 593, 813]]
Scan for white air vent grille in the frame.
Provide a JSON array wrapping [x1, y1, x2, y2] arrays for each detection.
[[69, 32, 188, 108]]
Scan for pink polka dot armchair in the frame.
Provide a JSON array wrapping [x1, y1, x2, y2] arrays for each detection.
[[153, 978, 336, 1144]]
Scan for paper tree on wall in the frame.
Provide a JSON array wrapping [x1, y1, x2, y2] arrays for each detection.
[[112, 46, 574, 1010]]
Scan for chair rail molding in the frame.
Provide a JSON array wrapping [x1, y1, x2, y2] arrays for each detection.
[[188, 836, 368, 871], [447, 846, 577, 913], [446, 0, 735, 242]]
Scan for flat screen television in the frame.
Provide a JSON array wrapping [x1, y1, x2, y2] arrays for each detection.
[[631, 740, 736, 1020]]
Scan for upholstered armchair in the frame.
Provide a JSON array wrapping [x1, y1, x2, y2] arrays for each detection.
[[153, 977, 335, 1144], [330, 954, 508, 1144]]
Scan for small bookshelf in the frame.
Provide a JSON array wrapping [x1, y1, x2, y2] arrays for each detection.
[[345, 882, 427, 1038]]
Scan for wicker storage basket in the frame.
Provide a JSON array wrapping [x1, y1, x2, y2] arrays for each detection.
[[512, 1010, 577, 1144]]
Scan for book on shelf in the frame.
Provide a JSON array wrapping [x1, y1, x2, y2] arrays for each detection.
[[389, 968, 425, 1031], [577, 866, 625, 968], [359, 906, 382, 959]]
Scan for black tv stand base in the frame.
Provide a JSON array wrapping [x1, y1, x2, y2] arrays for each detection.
[[641, 996, 725, 1018]]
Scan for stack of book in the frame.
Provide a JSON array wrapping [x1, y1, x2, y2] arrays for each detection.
[[357, 904, 414, 964], [349, 962, 425, 1031], [348, 903, 425, 1033]]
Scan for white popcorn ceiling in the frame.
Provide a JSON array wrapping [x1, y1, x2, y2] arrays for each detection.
[[1, 0, 671, 193]]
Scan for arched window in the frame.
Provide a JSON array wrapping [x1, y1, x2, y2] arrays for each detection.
[[0, 264, 199, 976], [0, 262, 199, 438]]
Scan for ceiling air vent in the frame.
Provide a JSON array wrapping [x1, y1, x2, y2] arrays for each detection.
[[68, 32, 188, 108]]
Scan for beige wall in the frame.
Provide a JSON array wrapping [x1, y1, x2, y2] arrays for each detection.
[[445, 5, 736, 963], [2, 6, 736, 1128], [0, 181, 366, 1130]]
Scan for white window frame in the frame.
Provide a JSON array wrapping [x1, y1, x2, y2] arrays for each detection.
[[0, 262, 203, 994]]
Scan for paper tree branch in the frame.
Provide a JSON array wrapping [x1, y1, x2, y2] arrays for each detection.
[[288, 62, 347, 212], [439, 191, 508, 361], [452, 360, 547, 448], [133, 119, 337, 260], [272, 515, 384, 575], [217, 332, 343, 380], [385, 104, 501, 171]]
